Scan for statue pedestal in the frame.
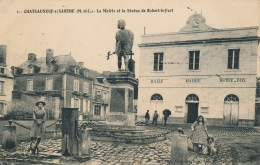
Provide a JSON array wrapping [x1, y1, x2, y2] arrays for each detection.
[[106, 71, 137, 126]]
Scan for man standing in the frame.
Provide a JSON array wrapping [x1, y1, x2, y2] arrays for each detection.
[[145, 110, 150, 125], [163, 109, 171, 126], [152, 110, 159, 126]]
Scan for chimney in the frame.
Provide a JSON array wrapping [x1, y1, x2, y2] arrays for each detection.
[[46, 49, 53, 63], [0, 45, 7, 65], [28, 53, 36, 61], [78, 62, 84, 67]]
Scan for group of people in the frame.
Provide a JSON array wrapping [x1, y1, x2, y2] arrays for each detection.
[[144, 110, 211, 155], [144, 109, 171, 126]]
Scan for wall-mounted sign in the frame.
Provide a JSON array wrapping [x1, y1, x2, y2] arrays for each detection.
[[220, 78, 246, 83], [185, 78, 201, 83], [150, 79, 164, 83]]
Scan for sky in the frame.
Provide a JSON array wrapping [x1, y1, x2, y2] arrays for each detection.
[[0, 0, 259, 77]]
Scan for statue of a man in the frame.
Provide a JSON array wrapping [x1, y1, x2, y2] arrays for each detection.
[[114, 19, 134, 71]]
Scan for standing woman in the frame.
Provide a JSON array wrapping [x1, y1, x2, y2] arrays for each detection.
[[190, 115, 208, 154], [30, 101, 46, 154]]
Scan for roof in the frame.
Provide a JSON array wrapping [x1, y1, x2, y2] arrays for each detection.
[[15, 54, 105, 80], [139, 14, 259, 46]]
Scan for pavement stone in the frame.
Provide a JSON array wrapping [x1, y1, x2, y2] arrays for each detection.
[[1, 125, 260, 164]]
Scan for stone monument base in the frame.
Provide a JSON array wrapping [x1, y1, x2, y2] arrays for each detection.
[[105, 71, 137, 126], [106, 113, 135, 126]]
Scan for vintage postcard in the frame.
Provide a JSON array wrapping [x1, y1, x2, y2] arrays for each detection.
[[0, 0, 260, 164]]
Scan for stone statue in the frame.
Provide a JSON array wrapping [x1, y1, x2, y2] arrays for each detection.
[[107, 19, 134, 71]]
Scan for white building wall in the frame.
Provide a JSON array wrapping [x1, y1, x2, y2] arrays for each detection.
[[138, 15, 258, 126]]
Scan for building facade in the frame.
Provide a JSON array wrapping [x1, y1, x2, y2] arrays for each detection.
[[12, 49, 110, 120], [0, 45, 14, 116], [92, 77, 110, 120], [138, 14, 259, 126]]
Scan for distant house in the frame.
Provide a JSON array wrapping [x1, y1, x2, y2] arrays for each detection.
[[0, 45, 14, 116], [12, 49, 110, 119], [92, 77, 110, 120]]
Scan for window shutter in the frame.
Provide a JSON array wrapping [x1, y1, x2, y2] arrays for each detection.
[[159, 53, 163, 71], [83, 99, 87, 112], [73, 80, 76, 91], [195, 51, 200, 70], [88, 101, 91, 113], [189, 51, 193, 70], [78, 99, 81, 111], [234, 49, 240, 69], [71, 98, 74, 108], [154, 53, 158, 71], [228, 49, 233, 69]]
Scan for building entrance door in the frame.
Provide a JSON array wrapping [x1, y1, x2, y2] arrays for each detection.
[[150, 94, 164, 121], [223, 103, 239, 125], [187, 103, 198, 123], [185, 94, 199, 123], [223, 94, 239, 125]]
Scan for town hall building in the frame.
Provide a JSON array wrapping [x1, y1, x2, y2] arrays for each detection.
[[138, 14, 259, 126]]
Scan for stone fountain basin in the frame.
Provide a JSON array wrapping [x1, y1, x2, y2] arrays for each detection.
[[89, 124, 169, 144]]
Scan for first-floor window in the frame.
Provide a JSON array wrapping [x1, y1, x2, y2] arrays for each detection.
[[154, 53, 164, 71], [71, 98, 80, 111], [83, 99, 90, 113], [0, 81, 4, 94], [94, 105, 101, 115], [0, 102, 4, 115], [27, 79, 33, 91], [228, 49, 240, 69], [74, 99, 80, 111], [189, 51, 200, 70], [45, 78, 53, 91], [83, 82, 89, 93], [73, 80, 79, 92]]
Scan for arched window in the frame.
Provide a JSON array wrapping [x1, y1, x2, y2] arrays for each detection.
[[186, 94, 199, 103], [224, 94, 239, 102], [150, 94, 163, 101]]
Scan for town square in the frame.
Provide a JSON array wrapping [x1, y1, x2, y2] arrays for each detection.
[[0, 0, 260, 164]]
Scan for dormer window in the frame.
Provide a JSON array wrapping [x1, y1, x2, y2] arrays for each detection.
[[11, 67, 23, 75], [29, 66, 34, 74], [28, 65, 40, 74], [0, 68, 4, 74], [83, 69, 89, 77], [74, 67, 80, 75]]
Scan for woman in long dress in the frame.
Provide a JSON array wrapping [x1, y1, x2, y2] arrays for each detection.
[[30, 101, 46, 154], [191, 115, 208, 154]]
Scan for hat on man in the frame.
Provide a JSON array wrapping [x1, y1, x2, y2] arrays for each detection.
[[36, 101, 46, 106]]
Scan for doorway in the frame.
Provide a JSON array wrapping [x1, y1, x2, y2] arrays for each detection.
[[187, 103, 199, 123], [223, 94, 239, 125], [150, 94, 163, 120], [186, 94, 199, 123]]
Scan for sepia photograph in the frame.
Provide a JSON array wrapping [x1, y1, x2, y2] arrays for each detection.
[[0, 0, 260, 164]]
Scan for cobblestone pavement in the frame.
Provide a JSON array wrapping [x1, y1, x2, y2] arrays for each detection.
[[0, 125, 259, 165]]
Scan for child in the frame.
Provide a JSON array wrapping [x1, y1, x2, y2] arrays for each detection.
[[190, 115, 208, 154]]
